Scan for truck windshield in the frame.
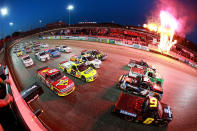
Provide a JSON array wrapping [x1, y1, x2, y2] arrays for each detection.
[[50, 71, 63, 81], [40, 52, 46, 56], [93, 50, 100, 55], [50, 49, 56, 53], [23, 56, 30, 60], [87, 56, 95, 61], [63, 46, 67, 48], [77, 64, 89, 72]]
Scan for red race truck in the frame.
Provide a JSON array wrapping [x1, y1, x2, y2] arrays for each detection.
[[37, 66, 75, 96]]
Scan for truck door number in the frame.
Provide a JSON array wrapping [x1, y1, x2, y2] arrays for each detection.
[[143, 118, 154, 124]]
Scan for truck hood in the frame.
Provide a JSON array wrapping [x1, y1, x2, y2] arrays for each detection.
[[52, 76, 73, 90], [40, 54, 49, 58], [24, 59, 33, 63], [92, 59, 101, 64], [84, 68, 96, 75]]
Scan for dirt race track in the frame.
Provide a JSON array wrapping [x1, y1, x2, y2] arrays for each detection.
[[10, 39, 197, 131]]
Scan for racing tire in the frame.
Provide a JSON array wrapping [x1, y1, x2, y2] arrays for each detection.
[[156, 81, 162, 86], [53, 89, 58, 95], [116, 83, 120, 88], [159, 121, 169, 127], [90, 64, 95, 69], [81, 76, 86, 82], [126, 88, 133, 93], [124, 116, 134, 122]]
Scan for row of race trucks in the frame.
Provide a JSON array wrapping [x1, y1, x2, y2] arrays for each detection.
[[112, 59, 172, 127]]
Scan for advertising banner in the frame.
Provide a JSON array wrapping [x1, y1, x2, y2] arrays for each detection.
[[61, 36, 70, 39], [88, 37, 97, 42]]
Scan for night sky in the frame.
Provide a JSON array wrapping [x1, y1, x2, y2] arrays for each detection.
[[0, 0, 197, 45]]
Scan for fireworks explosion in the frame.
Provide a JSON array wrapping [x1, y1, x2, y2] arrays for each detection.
[[144, 10, 179, 53]]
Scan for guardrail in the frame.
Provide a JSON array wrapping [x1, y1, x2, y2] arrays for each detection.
[[6, 70, 47, 131], [3, 37, 49, 130]]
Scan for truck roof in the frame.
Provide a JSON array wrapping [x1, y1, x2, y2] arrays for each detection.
[[130, 67, 146, 75], [37, 67, 60, 76]]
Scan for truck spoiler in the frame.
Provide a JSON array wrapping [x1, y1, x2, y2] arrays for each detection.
[[37, 66, 48, 72]]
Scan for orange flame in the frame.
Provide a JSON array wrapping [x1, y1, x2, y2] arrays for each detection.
[[144, 11, 178, 53]]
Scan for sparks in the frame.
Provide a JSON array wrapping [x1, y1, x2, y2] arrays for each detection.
[[144, 11, 179, 53]]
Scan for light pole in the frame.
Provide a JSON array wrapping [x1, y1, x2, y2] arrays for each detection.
[[1, 8, 8, 50], [67, 5, 74, 26], [9, 22, 14, 35], [39, 19, 42, 31], [1, 8, 8, 40], [9, 22, 13, 27]]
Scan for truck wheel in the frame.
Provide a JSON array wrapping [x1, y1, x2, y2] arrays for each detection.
[[159, 121, 168, 127], [124, 116, 134, 122], [156, 81, 162, 86], [126, 88, 133, 93], [81, 76, 86, 82], [53, 89, 58, 95], [90, 64, 95, 69], [116, 83, 120, 88]]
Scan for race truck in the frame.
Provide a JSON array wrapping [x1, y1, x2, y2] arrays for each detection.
[[59, 60, 97, 82], [21, 55, 34, 67], [32, 43, 40, 49], [81, 49, 107, 61], [129, 67, 164, 86], [37, 66, 75, 96], [117, 74, 163, 100], [128, 59, 150, 68], [16, 50, 23, 57], [45, 48, 61, 58], [25, 47, 32, 53], [35, 51, 50, 62], [112, 93, 173, 126], [56, 45, 72, 53], [33, 46, 40, 51], [70, 55, 82, 62], [81, 54, 102, 69]]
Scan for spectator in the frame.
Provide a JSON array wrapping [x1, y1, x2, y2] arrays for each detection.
[[0, 64, 13, 131]]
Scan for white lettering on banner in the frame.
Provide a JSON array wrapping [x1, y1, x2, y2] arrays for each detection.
[[132, 44, 141, 49], [120, 110, 137, 117]]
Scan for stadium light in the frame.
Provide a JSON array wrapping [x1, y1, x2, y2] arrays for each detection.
[[39, 20, 42, 32], [67, 5, 74, 10], [0, 8, 8, 16], [67, 5, 74, 26], [9, 22, 14, 26], [1, 7, 8, 42], [39, 20, 42, 24]]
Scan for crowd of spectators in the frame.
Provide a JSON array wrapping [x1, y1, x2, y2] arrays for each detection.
[[45, 27, 196, 62]]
